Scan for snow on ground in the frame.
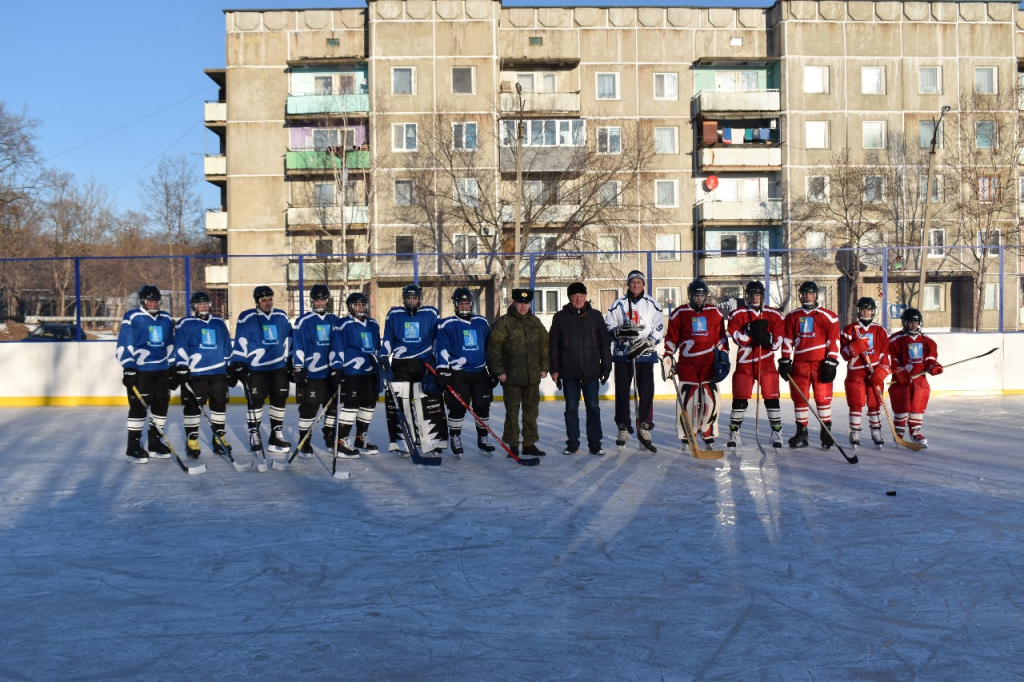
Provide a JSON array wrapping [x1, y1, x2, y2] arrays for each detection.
[[0, 396, 1021, 680]]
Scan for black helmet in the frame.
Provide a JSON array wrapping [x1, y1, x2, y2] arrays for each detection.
[[856, 297, 876, 313], [745, 280, 765, 297], [138, 285, 161, 302], [402, 283, 422, 314], [452, 287, 473, 319], [687, 280, 709, 309], [346, 292, 368, 319], [901, 307, 923, 331], [310, 284, 330, 300], [798, 281, 819, 309], [798, 281, 819, 295], [190, 291, 211, 319], [253, 285, 274, 302]]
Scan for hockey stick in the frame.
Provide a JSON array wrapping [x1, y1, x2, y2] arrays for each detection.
[[237, 377, 269, 473], [328, 385, 351, 480], [181, 381, 251, 471], [786, 379, 858, 464], [381, 374, 441, 466], [130, 386, 207, 475], [852, 335, 921, 452], [753, 353, 767, 457], [909, 347, 997, 380], [661, 356, 723, 459], [271, 385, 339, 470], [425, 364, 538, 466]]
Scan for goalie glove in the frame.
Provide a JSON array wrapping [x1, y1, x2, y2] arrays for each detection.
[[626, 337, 654, 359], [615, 324, 641, 340]]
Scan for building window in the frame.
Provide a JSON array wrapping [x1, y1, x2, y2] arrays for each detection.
[[598, 235, 621, 262], [654, 180, 678, 208], [526, 233, 558, 254], [862, 66, 885, 94], [654, 127, 678, 154], [596, 72, 620, 100], [923, 283, 943, 311], [975, 67, 998, 95], [315, 238, 333, 255], [919, 174, 943, 203], [395, 235, 415, 262], [654, 72, 678, 100], [532, 288, 563, 314], [803, 66, 829, 94], [807, 175, 829, 203], [516, 72, 556, 92], [597, 126, 621, 153], [453, 122, 477, 151], [864, 175, 885, 203], [453, 233, 479, 261], [501, 119, 584, 147], [524, 179, 557, 205], [978, 176, 1000, 202], [927, 228, 945, 257], [719, 232, 762, 258], [919, 120, 943, 149], [655, 233, 680, 261], [977, 228, 1001, 256], [394, 179, 413, 207], [976, 121, 997, 149], [598, 182, 620, 207], [806, 121, 830, 149], [312, 128, 355, 152], [656, 287, 679, 311], [863, 121, 886, 149], [984, 283, 999, 310], [454, 178, 479, 208], [312, 183, 334, 206], [393, 123, 418, 152], [919, 66, 941, 94], [452, 67, 475, 95], [715, 71, 759, 92], [392, 67, 415, 95]]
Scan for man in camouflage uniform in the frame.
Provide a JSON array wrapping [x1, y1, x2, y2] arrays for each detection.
[[487, 288, 550, 457]]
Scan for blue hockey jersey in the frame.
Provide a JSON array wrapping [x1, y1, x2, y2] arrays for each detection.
[[231, 308, 292, 370], [293, 310, 339, 379], [380, 305, 439, 362], [435, 315, 490, 372], [331, 316, 381, 376], [116, 308, 175, 370], [175, 315, 232, 376]]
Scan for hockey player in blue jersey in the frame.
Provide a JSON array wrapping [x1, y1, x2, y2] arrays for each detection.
[[329, 292, 382, 457], [435, 287, 496, 457], [292, 284, 340, 459], [116, 285, 175, 463], [379, 283, 445, 454], [174, 291, 233, 459], [229, 285, 293, 461]]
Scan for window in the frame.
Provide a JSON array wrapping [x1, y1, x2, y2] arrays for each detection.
[[1020, 177, 1024, 201], [526, 234, 558, 253], [656, 287, 679, 311], [919, 174, 943, 203], [927, 228, 945, 257], [719, 232, 762, 258], [516, 72, 557, 92], [715, 71, 759, 93], [524, 179, 557, 205], [501, 119, 584, 147], [344, 180, 359, 205], [452, 67, 475, 95], [395, 235, 415, 262], [978, 176, 1000, 202], [393, 123, 418, 151], [807, 175, 829, 203], [314, 76, 333, 95], [862, 66, 885, 95], [738, 71, 759, 92], [313, 183, 334, 206], [919, 120, 943, 149], [655, 233, 680, 261], [315, 238, 333, 255], [919, 66, 941, 94], [453, 233, 479, 261], [392, 67, 415, 95], [454, 178, 479, 208], [806, 230, 828, 250], [532, 288, 562, 314], [976, 121, 997, 149], [806, 121, 830, 149], [803, 66, 829, 94], [394, 179, 413, 207], [598, 235, 621, 262], [337, 73, 356, 95], [453, 122, 477, 151], [864, 175, 885, 203], [654, 73, 678, 100], [863, 121, 886, 149], [975, 67, 998, 95], [977, 228, 1001, 256], [923, 284, 943, 311], [984, 283, 999, 310], [312, 128, 355, 151], [598, 182, 620, 207], [596, 72, 619, 100], [655, 127, 678, 154], [654, 180, 678, 208], [597, 127, 621, 153]]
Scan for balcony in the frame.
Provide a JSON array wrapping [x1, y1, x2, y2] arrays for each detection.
[[286, 94, 370, 118], [287, 205, 368, 227], [696, 199, 782, 226], [204, 101, 226, 127], [498, 147, 584, 173], [204, 155, 226, 182], [694, 90, 781, 117], [499, 91, 581, 116], [701, 254, 782, 277], [500, 204, 580, 224], [285, 150, 370, 174], [204, 265, 229, 286], [287, 260, 371, 281], [697, 146, 781, 172], [205, 210, 227, 236]]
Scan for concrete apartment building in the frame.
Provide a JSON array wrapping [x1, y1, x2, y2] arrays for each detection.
[[204, 0, 1024, 329]]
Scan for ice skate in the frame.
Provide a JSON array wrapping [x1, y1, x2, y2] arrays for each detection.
[[910, 427, 928, 449], [211, 429, 232, 456], [476, 432, 495, 457], [335, 438, 360, 459], [848, 429, 861, 449], [126, 435, 148, 464], [267, 427, 291, 454], [296, 430, 313, 459], [147, 432, 171, 459], [449, 432, 464, 458], [615, 425, 629, 448], [894, 428, 906, 448], [248, 430, 268, 472], [870, 428, 885, 449], [390, 441, 410, 457], [820, 422, 835, 450], [726, 426, 741, 453], [637, 422, 657, 453], [788, 424, 809, 449], [186, 432, 201, 459], [355, 434, 378, 455], [770, 429, 783, 449]]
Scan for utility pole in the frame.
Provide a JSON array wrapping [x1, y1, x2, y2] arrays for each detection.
[[512, 82, 525, 288], [916, 105, 951, 310]]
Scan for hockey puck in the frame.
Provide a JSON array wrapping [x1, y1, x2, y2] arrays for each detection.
[[886, 490, 897, 496]]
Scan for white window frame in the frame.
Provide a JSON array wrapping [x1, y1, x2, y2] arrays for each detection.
[[598, 181, 621, 208], [919, 120, 944, 149], [395, 235, 416, 262], [654, 126, 678, 154], [452, 122, 478, 151], [394, 179, 413, 207], [597, 126, 621, 154], [975, 66, 998, 95], [918, 66, 942, 95], [861, 66, 886, 95], [717, 231, 764, 258], [451, 66, 476, 95], [655, 233, 680, 261], [976, 121, 997, 150], [655, 287, 680, 311], [863, 121, 886, 150], [806, 121, 830, 149], [454, 178, 480, 208], [653, 72, 679, 100], [532, 287, 564, 314], [803, 65, 829, 94], [807, 175, 830, 203], [596, 72, 620, 100], [654, 180, 678, 208], [977, 228, 1001, 256], [919, 174, 943, 203], [863, 175, 885, 203], [392, 123, 418, 152], [923, 283, 944, 311], [501, 119, 585, 148], [598, 234, 621, 262], [312, 182, 335, 207], [515, 72, 557, 93], [525, 233, 558, 253], [927, 227, 945, 257], [392, 67, 416, 95], [806, 230, 829, 250], [452, 232, 479, 261]]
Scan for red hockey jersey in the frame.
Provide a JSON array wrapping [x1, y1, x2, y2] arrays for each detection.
[[664, 304, 727, 359], [781, 306, 840, 363], [888, 331, 939, 375], [727, 305, 784, 366], [840, 320, 890, 371]]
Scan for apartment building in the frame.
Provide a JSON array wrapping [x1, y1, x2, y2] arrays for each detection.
[[205, 0, 1024, 329]]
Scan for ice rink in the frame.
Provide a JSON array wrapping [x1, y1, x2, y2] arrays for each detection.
[[1, 395, 1021, 680]]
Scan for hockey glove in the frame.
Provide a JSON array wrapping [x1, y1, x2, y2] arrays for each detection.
[[286, 360, 295, 384], [662, 355, 677, 379], [869, 366, 890, 389], [293, 366, 308, 388], [747, 319, 768, 347], [819, 358, 839, 384], [122, 367, 138, 388], [600, 369, 610, 385], [928, 362, 944, 376], [777, 357, 793, 382], [615, 324, 640, 340], [846, 337, 870, 358], [227, 362, 248, 388], [626, 337, 654, 359], [486, 369, 501, 388], [436, 367, 454, 389], [555, 377, 563, 391], [713, 348, 731, 383], [893, 365, 911, 386], [175, 365, 191, 384], [378, 355, 391, 374]]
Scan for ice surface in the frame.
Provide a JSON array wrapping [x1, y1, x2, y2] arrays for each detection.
[[0, 397, 1021, 680]]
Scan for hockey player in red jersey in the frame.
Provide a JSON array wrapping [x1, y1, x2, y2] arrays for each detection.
[[726, 280, 785, 450], [839, 297, 890, 449], [888, 307, 941, 448], [663, 280, 729, 447], [779, 281, 841, 449]]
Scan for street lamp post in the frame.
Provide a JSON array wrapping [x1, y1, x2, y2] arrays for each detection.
[[916, 104, 951, 310], [512, 82, 524, 288]]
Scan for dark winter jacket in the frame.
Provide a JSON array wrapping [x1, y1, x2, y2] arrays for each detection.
[[487, 304, 549, 387], [549, 301, 612, 380]]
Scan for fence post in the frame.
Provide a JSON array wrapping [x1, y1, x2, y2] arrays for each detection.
[[881, 247, 889, 332], [529, 253, 536, 292], [184, 255, 191, 312], [298, 255, 305, 316], [763, 248, 771, 307], [413, 253, 419, 286], [74, 258, 83, 341], [646, 250, 653, 291], [998, 245, 1005, 333]]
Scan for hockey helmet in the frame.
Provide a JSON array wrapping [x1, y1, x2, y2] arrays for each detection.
[[309, 284, 330, 313], [402, 283, 423, 314], [138, 285, 161, 302], [798, 280, 819, 308], [452, 287, 474, 319], [745, 280, 765, 307], [253, 285, 274, 302], [901, 307, 923, 332], [856, 296, 877, 320], [798, 281, 819, 295], [190, 291, 212, 319], [346, 292, 369, 319], [687, 279, 709, 299]]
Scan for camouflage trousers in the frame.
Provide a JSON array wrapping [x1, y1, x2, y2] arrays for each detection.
[[501, 385, 540, 447]]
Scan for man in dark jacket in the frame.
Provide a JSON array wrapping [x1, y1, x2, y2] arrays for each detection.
[[549, 282, 612, 455], [487, 288, 549, 457]]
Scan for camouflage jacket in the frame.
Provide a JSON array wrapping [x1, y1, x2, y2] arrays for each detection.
[[487, 305, 550, 387]]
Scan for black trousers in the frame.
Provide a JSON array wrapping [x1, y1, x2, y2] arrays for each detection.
[[613, 361, 655, 428]]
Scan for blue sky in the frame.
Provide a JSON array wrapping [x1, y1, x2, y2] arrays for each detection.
[[2, 0, 771, 213]]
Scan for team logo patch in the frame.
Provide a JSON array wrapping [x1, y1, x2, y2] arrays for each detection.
[[359, 332, 374, 352], [909, 343, 923, 361], [403, 321, 420, 341], [691, 317, 707, 334], [799, 317, 814, 335], [147, 326, 164, 344], [462, 329, 479, 349], [865, 335, 874, 351], [316, 324, 330, 343], [200, 328, 217, 349], [262, 325, 278, 343]]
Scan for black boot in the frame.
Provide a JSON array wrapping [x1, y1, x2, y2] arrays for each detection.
[[476, 429, 495, 455], [147, 426, 171, 459], [126, 433, 148, 463], [820, 422, 835, 450], [522, 443, 546, 457], [788, 424, 809, 449], [507, 444, 519, 459], [297, 429, 313, 459]]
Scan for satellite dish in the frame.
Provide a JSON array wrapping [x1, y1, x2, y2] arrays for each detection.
[[705, 175, 719, 191]]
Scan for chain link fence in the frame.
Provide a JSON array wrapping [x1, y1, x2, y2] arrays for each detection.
[[1, 245, 1020, 340]]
